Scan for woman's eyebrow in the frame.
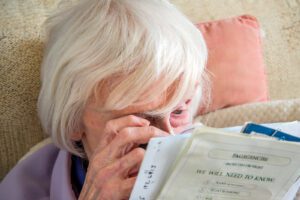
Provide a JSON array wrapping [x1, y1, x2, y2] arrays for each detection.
[[135, 112, 156, 119], [133, 96, 195, 118], [135, 112, 163, 120]]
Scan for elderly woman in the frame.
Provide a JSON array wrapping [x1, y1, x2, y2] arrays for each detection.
[[0, 0, 207, 199]]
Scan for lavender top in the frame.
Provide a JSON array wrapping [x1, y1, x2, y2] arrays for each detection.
[[0, 144, 76, 200]]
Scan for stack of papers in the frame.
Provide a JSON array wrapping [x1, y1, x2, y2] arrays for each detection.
[[130, 121, 300, 200]]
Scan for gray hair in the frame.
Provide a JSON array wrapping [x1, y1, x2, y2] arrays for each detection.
[[38, 0, 208, 156]]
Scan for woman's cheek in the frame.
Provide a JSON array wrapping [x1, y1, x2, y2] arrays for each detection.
[[170, 110, 192, 132]]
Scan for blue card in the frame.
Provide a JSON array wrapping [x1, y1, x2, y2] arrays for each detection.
[[242, 123, 300, 142]]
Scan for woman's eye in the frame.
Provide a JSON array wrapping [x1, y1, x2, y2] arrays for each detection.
[[172, 109, 183, 115]]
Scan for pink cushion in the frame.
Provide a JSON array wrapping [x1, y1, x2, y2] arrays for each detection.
[[196, 15, 268, 114]]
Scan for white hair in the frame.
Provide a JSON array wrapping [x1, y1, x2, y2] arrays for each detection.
[[38, 0, 208, 156]]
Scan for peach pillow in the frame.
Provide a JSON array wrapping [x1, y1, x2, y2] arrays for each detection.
[[196, 15, 268, 114]]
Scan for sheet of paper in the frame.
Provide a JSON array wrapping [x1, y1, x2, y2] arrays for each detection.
[[130, 122, 300, 200], [283, 177, 300, 200], [157, 127, 300, 200], [129, 133, 190, 200]]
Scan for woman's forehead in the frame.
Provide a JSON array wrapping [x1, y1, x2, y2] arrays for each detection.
[[89, 75, 197, 116], [109, 88, 195, 117]]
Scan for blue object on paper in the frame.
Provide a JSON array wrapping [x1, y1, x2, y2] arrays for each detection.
[[242, 123, 300, 142]]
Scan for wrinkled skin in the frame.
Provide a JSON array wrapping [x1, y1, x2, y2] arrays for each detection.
[[75, 93, 194, 200]]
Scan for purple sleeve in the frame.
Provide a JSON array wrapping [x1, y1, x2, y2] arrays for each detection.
[[0, 144, 76, 200]]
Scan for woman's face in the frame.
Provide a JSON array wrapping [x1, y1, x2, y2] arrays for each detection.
[[74, 86, 196, 159]]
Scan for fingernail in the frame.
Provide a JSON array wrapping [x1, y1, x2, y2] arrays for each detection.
[[169, 129, 175, 136], [142, 119, 150, 126]]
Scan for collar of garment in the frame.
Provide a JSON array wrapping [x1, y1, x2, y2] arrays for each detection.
[[71, 155, 87, 196]]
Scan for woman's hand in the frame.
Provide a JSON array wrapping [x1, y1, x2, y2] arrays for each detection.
[[78, 115, 168, 200]]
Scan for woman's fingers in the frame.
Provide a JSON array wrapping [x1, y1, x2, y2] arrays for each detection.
[[84, 177, 137, 200], [81, 148, 145, 200], [104, 115, 150, 133], [119, 177, 137, 199], [98, 147, 145, 180], [95, 115, 150, 151], [112, 126, 169, 156], [80, 115, 168, 200], [92, 125, 168, 167]]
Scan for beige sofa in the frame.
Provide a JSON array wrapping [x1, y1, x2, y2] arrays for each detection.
[[0, 0, 299, 180]]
